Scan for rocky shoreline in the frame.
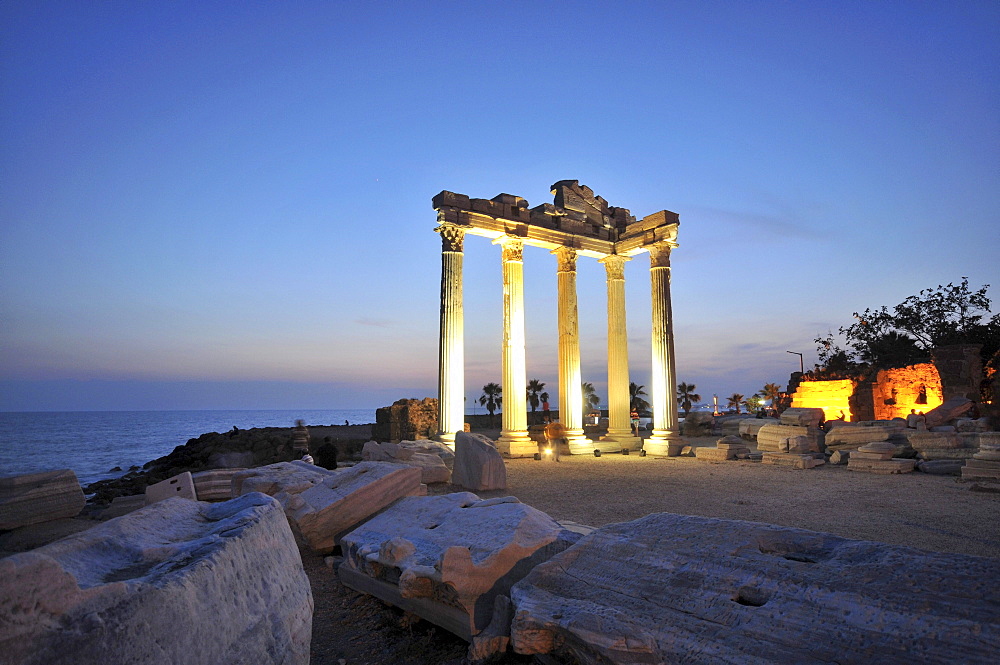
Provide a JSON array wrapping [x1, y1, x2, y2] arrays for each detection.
[[83, 424, 374, 506]]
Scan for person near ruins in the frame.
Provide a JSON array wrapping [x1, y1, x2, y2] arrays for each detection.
[[292, 419, 311, 455], [969, 401, 981, 420], [631, 410, 640, 436], [915, 411, 927, 430], [542, 398, 551, 422], [906, 409, 920, 428], [544, 421, 565, 462]]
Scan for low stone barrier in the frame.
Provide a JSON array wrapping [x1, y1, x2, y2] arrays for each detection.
[[0, 494, 312, 665], [508, 512, 1000, 664]]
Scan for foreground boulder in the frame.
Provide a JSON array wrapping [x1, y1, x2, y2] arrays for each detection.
[[0, 470, 85, 530], [0, 494, 312, 665], [510, 512, 999, 664], [233, 460, 423, 553], [339, 492, 579, 646]]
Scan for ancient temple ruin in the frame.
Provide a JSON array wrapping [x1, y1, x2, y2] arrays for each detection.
[[432, 180, 683, 457]]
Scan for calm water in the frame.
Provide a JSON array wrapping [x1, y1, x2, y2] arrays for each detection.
[[0, 409, 375, 487]]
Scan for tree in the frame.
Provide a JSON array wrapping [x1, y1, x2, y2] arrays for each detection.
[[676, 382, 701, 418], [726, 393, 745, 414], [744, 395, 764, 413], [758, 382, 783, 414], [629, 382, 651, 413], [837, 278, 999, 368], [526, 379, 545, 424], [479, 383, 502, 428], [581, 382, 600, 415]]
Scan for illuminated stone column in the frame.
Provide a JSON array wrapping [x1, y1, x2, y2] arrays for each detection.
[[495, 236, 535, 457], [643, 241, 684, 456], [599, 254, 637, 450], [434, 222, 464, 447], [552, 247, 592, 454]]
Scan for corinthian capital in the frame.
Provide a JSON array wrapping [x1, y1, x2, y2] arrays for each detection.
[[551, 246, 578, 273], [496, 236, 524, 262], [599, 254, 630, 280], [436, 223, 465, 252], [648, 241, 677, 268]]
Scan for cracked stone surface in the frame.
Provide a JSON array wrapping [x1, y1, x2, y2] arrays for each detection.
[[509, 512, 1000, 664]]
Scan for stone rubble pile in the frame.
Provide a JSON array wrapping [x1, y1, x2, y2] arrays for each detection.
[[847, 440, 916, 474], [756, 408, 826, 455], [824, 421, 909, 454], [738, 418, 778, 441], [961, 433, 1000, 481]]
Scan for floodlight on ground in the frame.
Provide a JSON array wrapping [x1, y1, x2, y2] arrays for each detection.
[[594, 449, 601, 457], [533, 453, 541, 461], [622, 448, 630, 455], [640, 449, 647, 457]]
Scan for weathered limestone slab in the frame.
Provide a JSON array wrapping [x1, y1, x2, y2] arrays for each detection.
[[824, 424, 896, 451], [738, 418, 778, 441], [761, 452, 824, 469], [854, 441, 896, 460], [191, 468, 244, 501], [361, 441, 451, 484], [957, 418, 990, 433], [234, 460, 423, 554], [961, 458, 1000, 480], [509, 512, 1000, 664], [848, 457, 916, 474], [145, 471, 196, 504], [102, 494, 146, 519], [777, 435, 819, 454], [452, 431, 506, 491], [924, 396, 972, 429], [0, 470, 86, 530], [339, 493, 580, 643], [694, 448, 735, 462], [917, 448, 979, 461], [0, 494, 312, 665], [829, 450, 849, 465], [756, 424, 824, 452], [908, 431, 972, 450], [779, 407, 825, 428]]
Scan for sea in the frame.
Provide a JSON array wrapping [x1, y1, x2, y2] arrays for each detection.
[[0, 409, 376, 488]]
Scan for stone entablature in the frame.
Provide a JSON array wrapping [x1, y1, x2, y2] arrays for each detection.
[[433, 180, 682, 456]]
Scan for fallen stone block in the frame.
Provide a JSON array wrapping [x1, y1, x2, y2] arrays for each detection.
[[452, 431, 506, 491], [756, 424, 824, 453], [824, 424, 895, 450], [961, 458, 1000, 480], [508, 513, 1000, 664], [761, 452, 824, 469], [361, 441, 451, 484], [0, 469, 86, 530], [779, 407, 825, 428], [102, 494, 146, 519], [738, 418, 777, 441], [191, 468, 244, 501], [234, 460, 423, 554], [0, 494, 312, 665], [924, 396, 972, 429], [918, 448, 980, 461], [908, 431, 976, 451], [694, 447, 737, 462], [916, 459, 966, 475], [339, 493, 580, 649], [145, 471, 196, 504], [848, 457, 916, 474], [829, 450, 850, 465]]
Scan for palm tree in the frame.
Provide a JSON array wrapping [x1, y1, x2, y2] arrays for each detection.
[[581, 382, 600, 416], [629, 382, 651, 413], [526, 379, 545, 424], [479, 383, 502, 428], [676, 382, 701, 418], [758, 382, 783, 414], [727, 393, 745, 414], [744, 395, 763, 413]]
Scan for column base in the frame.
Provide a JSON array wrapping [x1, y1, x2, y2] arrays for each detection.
[[434, 432, 457, 451], [642, 430, 685, 457], [565, 430, 596, 455], [497, 431, 536, 458], [601, 430, 643, 451]]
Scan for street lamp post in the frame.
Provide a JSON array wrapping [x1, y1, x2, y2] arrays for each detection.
[[786, 350, 804, 374]]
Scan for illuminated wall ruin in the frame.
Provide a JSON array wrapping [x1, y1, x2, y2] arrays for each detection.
[[872, 363, 943, 420], [791, 379, 855, 421]]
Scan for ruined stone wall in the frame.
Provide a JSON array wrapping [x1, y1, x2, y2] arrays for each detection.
[[791, 379, 854, 421], [374, 398, 439, 443], [872, 363, 943, 420], [932, 344, 983, 402]]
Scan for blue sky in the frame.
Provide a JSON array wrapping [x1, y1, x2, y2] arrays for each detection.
[[2, 1, 998, 412]]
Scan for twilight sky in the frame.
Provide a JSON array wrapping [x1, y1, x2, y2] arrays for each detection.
[[2, 1, 998, 412]]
